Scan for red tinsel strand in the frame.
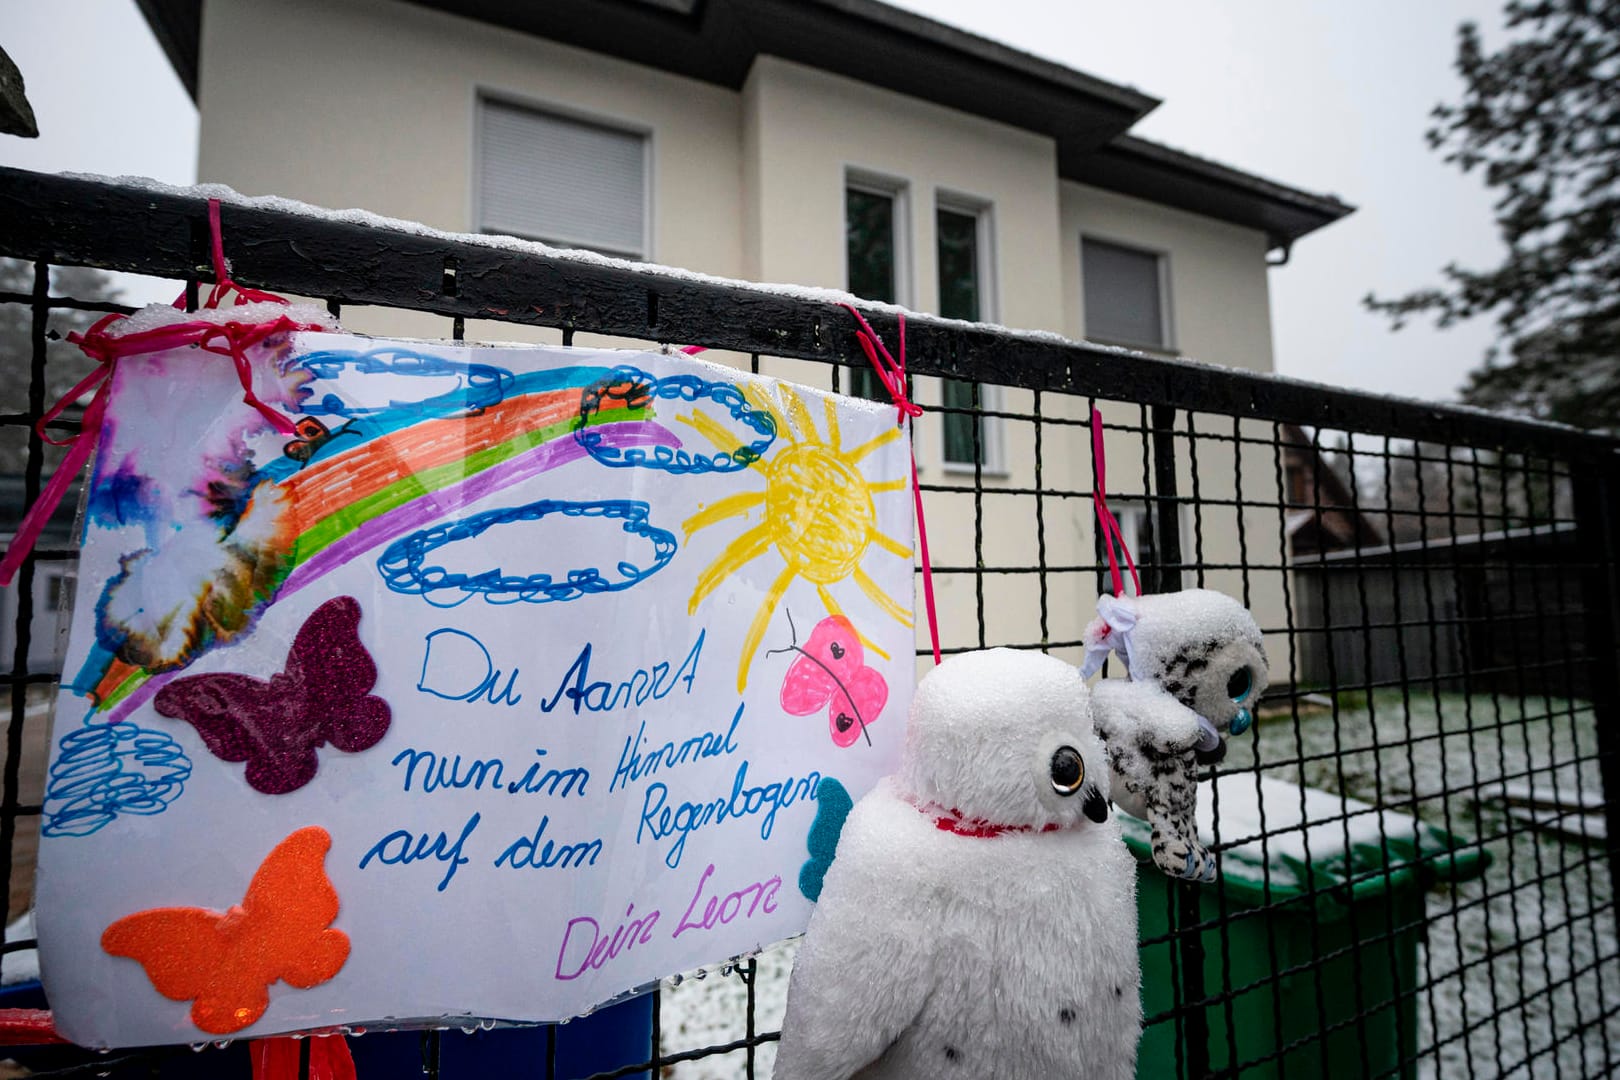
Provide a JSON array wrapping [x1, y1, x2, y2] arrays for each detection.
[[839, 303, 940, 666]]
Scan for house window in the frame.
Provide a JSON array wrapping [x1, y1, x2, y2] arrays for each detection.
[[1110, 502, 1156, 585], [45, 572, 74, 613], [937, 201, 1001, 472], [936, 206, 982, 322], [845, 178, 907, 401], [1100, 500, 1186, 594], [1082, 237, 1169, 350], [477, 98, 647, 258]]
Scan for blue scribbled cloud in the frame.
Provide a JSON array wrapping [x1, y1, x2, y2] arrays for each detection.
[[293, 347, 515, 420], [43, 719, 193, 838], [376, 498, 677, 608], [575, 366, 776, 474]]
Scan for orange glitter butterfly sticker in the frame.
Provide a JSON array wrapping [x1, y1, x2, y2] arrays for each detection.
[[101, 826, 350, 1035]]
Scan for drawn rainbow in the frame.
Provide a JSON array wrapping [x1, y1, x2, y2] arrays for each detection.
[[83, 357, 676, 718]]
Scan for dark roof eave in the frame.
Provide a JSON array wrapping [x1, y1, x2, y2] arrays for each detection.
[[1067, 135, 1355, 248], [807, 0, 1158, 116], [135, 0, 201, 102], [140, 0, 1157, 152], [409, 0, 1160, 153], [139, 0, 1354, 245]]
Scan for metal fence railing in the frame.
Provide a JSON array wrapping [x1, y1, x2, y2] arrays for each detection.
[[1, 167, 1618, 1078]]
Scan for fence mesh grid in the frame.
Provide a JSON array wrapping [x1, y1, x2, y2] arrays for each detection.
[[0, 170, 1617, 1078]]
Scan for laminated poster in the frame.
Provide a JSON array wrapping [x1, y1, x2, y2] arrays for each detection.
[[35, 333, 915, 1047]]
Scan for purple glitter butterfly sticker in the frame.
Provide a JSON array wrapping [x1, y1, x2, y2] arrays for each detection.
[[153, 596, 391, 794]]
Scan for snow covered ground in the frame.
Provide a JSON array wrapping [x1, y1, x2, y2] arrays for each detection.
[[659, 943, 794, 1079], [659, 692, 1618, 1078], [1224, 692, 1618, 1079]]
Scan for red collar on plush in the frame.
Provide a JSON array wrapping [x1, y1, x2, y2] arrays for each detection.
[[915, 801, 1063, 838]]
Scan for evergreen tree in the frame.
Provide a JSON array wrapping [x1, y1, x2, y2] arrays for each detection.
[[1367, 0, 1620, 432]]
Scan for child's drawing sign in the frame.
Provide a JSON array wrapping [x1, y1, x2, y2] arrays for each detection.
[[35, 334, 914, 1048]]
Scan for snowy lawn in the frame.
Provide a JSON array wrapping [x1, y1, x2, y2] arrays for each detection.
[[658, 692, 1619, 1078], [658, 944, 794, 1080], [1224, 691, 1618, 1079]]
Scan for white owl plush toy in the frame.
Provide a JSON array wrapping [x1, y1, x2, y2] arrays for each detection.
[[1081, 588, 1270, 882], [1079, 408, 1269, 883], [776, 648, 1141, 1080]]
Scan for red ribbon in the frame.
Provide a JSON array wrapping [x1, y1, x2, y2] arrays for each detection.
[[909, 799, 1063, 838], [1091, 406, 1140, 598], [840, 303, 940, 666], [0, 1010, 359, 1077], [0, 199, 328, 587], [0, 1008, 68, 1045], [251, 1034, 358, 1080]]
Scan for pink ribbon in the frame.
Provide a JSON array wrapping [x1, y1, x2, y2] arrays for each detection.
[[0, 199, 327, 587], [1091, 406, 1140, 598], [840, 303, 939, 666]]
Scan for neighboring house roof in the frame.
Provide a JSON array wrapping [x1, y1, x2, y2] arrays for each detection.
[[137, 0, 1354, 248], [1279, 423, 1383, 556]]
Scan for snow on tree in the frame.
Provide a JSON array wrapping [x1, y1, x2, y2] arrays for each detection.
[[1368, 0, 1620, 432]]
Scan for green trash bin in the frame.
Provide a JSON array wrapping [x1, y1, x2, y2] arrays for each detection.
[[1121, 776, 1491, 1079]]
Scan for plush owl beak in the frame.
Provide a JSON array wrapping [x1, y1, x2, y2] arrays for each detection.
[[1194, 713, 1228, 765], [1082, 788, 1109, 823]]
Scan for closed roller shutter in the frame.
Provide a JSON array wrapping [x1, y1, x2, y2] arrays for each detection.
[[478, 99, 646, 258]]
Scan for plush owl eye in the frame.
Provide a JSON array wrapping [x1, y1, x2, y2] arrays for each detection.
[[1049, 746, 1085, 795], [1227, 667, 1253, 703]]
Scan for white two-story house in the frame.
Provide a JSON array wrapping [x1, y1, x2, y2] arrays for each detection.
[[136, 0, 1353, 667]]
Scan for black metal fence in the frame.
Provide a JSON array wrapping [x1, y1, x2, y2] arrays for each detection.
[[1, 167, 1618, 1078]]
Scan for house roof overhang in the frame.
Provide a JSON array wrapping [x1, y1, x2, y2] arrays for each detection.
[[135, 0, 201, 105], [138, 0, 1354, 247], [1070, 136, 1355, 251]]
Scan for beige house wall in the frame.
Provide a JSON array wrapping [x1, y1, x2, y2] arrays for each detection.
[[1061, 181, 1276, 373], [191, 0, 1291, 673], [742, 57, 1065, 330], [740, 57, 1092, 666], [197, 0, 743, 341], [1061, 181, 1291, 666]]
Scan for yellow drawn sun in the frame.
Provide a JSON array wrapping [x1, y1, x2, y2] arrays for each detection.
[[681, 382, 913, 692]]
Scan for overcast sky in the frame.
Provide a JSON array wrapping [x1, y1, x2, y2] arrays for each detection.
[[0, 0, 1506, 403], [890, 0, 1508, 405]]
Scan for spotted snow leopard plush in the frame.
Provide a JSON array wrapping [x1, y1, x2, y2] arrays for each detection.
[[1081, 589, 1269, 882]]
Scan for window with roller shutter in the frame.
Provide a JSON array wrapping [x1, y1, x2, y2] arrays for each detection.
[[476, 97, 648, 259], [1081, 236, 1172, 351]]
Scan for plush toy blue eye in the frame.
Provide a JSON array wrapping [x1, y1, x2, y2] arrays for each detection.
[[1226, 667, 1253, 703]]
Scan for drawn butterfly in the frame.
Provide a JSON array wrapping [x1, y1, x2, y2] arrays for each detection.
[[601, 374, 653, 412], [153, 596, 391, 795], [578, 372, 654, 426], [776, 614, 888, 748], [282, 417, 352, 463], [101, 826, 350, 1035]]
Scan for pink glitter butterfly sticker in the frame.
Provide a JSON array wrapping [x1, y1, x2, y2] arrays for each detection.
[[153, 596, 392, 794], [778, 614, 888, 748]]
